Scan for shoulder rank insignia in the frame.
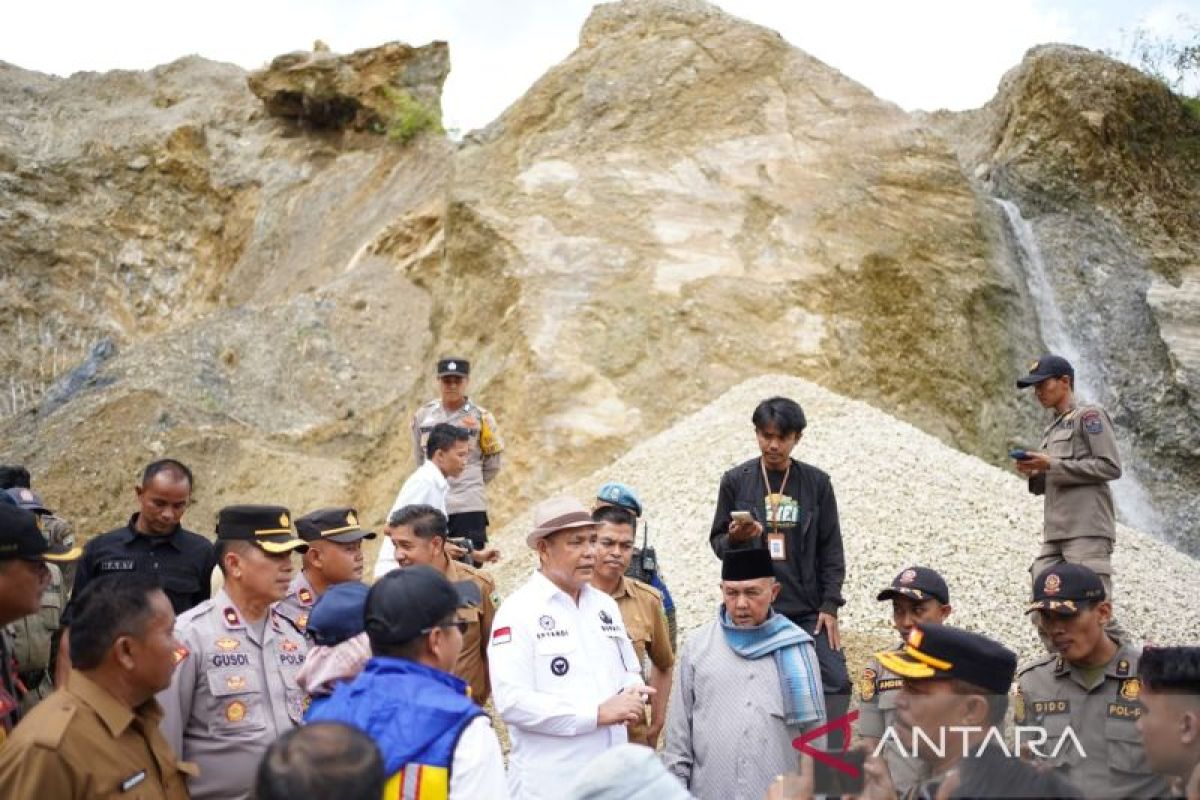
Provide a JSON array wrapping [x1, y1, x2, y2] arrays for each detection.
[[1116, 658, 1130, 677], [859, 667, 877, 702], [297, 612, 309, 632], [298, 588, 314, 606], [1013, 688, 1026, 724], [173, 646, 190, 665], [223, 607, 242, 628]]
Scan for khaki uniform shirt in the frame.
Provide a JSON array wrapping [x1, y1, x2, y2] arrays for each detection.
[[1034, 404, 1121, 542], [159, 588, 309, 800], [857, 647, 928, 793], [610, 576, 674, 746], [446, 557, 499, 705], [0, 670, 193, 799], [274, 569, 318, 635], [9, 563, 64, 714], [1015, 641, 1168, 799], [411, 398, 504, 515]]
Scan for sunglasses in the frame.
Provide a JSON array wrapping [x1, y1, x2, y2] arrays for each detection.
[[421, 620, 469, 635]]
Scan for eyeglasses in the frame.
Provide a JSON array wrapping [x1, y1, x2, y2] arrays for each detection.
[[420, 620, 468, 635]]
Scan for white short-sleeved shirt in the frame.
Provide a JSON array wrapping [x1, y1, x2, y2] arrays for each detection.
[[488, 570, 643, 800]]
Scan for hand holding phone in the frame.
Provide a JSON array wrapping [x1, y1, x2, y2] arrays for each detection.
[[1009, 449, 1031, 461], [730, 510, 754, 523]]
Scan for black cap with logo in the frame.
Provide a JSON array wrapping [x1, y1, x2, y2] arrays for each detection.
[[0, 504, 81, 562], [1016, 355, 1075, 388], [437, 358, 470, 377], [365, 565, 480, 647], [876, 622, 1017, 695], [1026, 562, 1106, 616], [295, 507, 377, 544], [216, 505, 308, 555], [876, 565, 950, 605]]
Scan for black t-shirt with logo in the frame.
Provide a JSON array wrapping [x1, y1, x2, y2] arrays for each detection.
[[709, 456, 845, 622]]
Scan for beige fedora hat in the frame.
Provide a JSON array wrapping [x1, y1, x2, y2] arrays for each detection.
[[526, 495, 596, 548]]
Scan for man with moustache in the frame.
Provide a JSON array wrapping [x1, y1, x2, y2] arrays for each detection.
[[588, 503, 674, 747], [383, 504, 499, 704], [1016, 564, 1166, 799], [275, 506, 376, 635], [488, 495, 651, 800], [0, 575, 192, 797], [158, 505, 310, 800]]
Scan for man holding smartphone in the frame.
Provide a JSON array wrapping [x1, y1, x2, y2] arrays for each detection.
[[1013, 355, 1127, 645], [708, 395, 849, 748]]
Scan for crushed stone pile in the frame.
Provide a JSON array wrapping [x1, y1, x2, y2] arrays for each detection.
[[490, 375, 1200, 663]]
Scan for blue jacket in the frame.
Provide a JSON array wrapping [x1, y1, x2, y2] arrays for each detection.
[[307, 657, 482, 781]]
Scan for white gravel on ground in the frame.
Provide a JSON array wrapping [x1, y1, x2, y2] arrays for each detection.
[[490, 374, 1200, 664]]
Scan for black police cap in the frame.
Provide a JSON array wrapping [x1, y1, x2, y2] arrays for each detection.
[[1027, 562, 1106, 616], [437, 358, 470, 377], [216, 505, 307, 555], [294, 507, 377, 544], [1017, 355, 1074, 388], [877, 565, 950, 605], [876, 622, 1017, 696], [0, 504, 80, 563]]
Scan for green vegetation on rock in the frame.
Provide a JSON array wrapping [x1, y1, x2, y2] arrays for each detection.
[[378, 87, 443, 143]]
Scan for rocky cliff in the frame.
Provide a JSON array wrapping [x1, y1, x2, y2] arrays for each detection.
[[1, 1, 1196, 551]]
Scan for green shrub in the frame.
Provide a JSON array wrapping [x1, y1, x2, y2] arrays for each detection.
[[379, 87, 442, 144]]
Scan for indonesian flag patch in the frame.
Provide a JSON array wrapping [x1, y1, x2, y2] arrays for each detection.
[[491, 626, 512, 645]]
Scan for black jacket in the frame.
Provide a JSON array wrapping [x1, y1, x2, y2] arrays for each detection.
[[709, 456, 845, 620]]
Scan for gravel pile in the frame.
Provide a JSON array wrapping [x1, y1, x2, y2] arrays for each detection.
[[489, 375, 1200, 664]]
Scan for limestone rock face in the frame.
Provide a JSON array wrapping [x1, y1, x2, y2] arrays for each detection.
[[0, 53, 450, 536], [247, 41, 449, 131], [944, 44, 1200, 546], [1, 4, 1197, 553], [436, 0, 1035, 519]]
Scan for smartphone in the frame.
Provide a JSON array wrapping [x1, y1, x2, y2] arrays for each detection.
[[1009, 449, 1031, 461], [730, 510, 754, 523], [812, 750, 866, 796]]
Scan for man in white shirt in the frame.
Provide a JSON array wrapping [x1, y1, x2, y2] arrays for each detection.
[[373, 423, 469, 579], [488, 495, 653, 800]]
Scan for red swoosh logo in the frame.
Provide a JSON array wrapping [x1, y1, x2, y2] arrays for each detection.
[[792, 710, 861, 776]]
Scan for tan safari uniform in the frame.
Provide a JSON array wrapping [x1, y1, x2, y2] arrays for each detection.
[[446, 557, 499, 704], [1029, 404, 1121, 592], [159, 588, 309, 800], [610, 576, 674, 746], [8, 563, 65, 714], [0, 669, 193, 799], [857, 647, 928, 793], [1015, 640, 1168, 799], [274, 569, 319, 635], [411, 399, 504, 515]]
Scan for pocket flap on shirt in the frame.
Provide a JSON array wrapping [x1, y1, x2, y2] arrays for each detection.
[[206, 666, 263, 697]]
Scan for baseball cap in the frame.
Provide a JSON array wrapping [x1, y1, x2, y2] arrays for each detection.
[[876, 622, 1017, 695], [307, 582, 370, 646], [364, 565, 481, 647], [437, 358, 470, 377], [876, 566, 950, 605], [1026, 563, 1106, 616], [295, 507, 377, 544], [1016, 355, 1074, 388], [3, 487, 50, 515], [216, 505, 308, 555], [595, 482, 643, 517], [0, 504, 81, 562], [526, 495, 596, 548]]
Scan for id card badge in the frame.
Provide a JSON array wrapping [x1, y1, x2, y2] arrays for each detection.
[[767, 533, 786, 561]]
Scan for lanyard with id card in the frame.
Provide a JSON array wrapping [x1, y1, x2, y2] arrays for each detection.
[[760, 458, 792, 561]]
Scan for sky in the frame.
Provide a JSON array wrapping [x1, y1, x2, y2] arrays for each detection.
[[2, 0, 1196, 134]]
